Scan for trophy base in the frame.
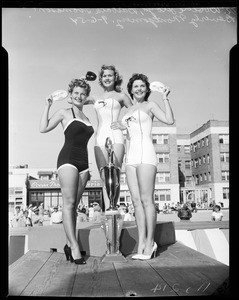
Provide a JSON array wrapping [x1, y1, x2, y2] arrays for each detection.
[[101, 252, 127, 263]]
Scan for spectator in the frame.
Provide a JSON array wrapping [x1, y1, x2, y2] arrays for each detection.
[[77, 208, 87, 222], [155, 204, 160, 214], [191, 201, 197, 213], [50, 206, 63, 225], [10, 206, 23, 227], [211, 205, 223, 221], [124, 207, 133, 221], [162, 203, 168, 214], [88, 204, 94, 222], [92, 202, 102, 223], [18, 210, 33, 227], [38, 203, 44, 226], [177, 203, 192, 221]]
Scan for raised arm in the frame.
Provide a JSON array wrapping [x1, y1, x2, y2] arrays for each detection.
[[150, 87, 174, 125], [39, 96, 64, 133]]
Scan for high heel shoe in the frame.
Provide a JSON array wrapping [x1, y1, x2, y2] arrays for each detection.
[[69, 247, 86, 265], [136, 242, 158, 260], [64, 244, 71, 261], [132, 254, 143, 260]]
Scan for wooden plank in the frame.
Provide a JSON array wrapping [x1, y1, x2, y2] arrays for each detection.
[[72, 256, 124, 297], [174, 220, 229, 230], [20, 252, 78, 296], [114, 259, 177, 297], [147, 243, 229, 296], [9, 250, 52, 296]]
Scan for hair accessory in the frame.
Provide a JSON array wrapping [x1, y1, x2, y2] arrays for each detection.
[[85, 71, 97, 81]]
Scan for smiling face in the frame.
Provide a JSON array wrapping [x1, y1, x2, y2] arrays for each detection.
[[101, 69, 115, 90], [131, 79, 148, 102], [71, 86, 87, 106]]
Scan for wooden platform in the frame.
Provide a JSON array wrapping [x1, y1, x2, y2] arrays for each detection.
[[9, 242, 229, 297]]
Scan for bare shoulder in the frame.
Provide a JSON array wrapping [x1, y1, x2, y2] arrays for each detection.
[[57, 108, 72, 119]]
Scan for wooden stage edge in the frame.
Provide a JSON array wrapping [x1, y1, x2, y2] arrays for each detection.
[[9, 242, 230, 297]]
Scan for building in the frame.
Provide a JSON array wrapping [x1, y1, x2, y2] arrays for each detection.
[[9, 120, 229, 211], [190, 120, 229, 207], [9, 166, 103, 212], [177, 120, 229, 208]]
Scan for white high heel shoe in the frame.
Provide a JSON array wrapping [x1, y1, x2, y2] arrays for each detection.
[[136, 242, 158, 260], [132, 254, 143, 260]]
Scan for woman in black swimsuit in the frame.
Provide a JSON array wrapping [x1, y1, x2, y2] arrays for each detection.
[[40, 77, 94, 264]]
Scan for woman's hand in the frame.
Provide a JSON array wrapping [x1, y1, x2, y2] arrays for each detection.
[[111, 121, 127, 131], [162, 86, 170, 99], [45, 95, 53, 107]]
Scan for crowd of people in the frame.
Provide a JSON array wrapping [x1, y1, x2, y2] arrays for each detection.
[[9, 201, 136, 228]]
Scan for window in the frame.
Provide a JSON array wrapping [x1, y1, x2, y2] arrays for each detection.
[[201, 139, 205, 147], [178, 160, 182, 168], [184, 145, 190, 154], [157, 153, 170, 163], [193, 143, 197, 152], [152, 134, 169, 144], [197, 141, 201, 149], [195, 175, 199, 184], [223, 188, 229, 199], [186, 176, 192, 184], [205, 136, 209, 146], [222, 171, 229, 181], [199, 157, 202, 165], [191, 159, 194, 167], [199, 174, 203, 182], [120, 174, 126, 184], [159, 189, 171, 201], [177, 145, 181, 152], [190, 144, 193, 151], [194, 158, 198, 168], [203, 155, 206, 164], [219, 134, 229, 144], [207, 154, 210, 164], [220, 153, 229, 163], [204, 173, 207, 181], [156, 172, 170, 183], [208, 172, 211, 181], [185, 160, 191, 169]]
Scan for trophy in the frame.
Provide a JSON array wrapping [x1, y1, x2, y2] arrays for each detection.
[[100, 137, 127, 262]]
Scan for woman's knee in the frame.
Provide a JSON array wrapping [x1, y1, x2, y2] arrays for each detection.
[[141, 195, 154, 208], [131, 196, 142, 209]]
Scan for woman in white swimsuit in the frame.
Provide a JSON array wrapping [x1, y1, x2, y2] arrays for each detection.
[[85, 65, 132, 209], [112, 73, 174, 260]]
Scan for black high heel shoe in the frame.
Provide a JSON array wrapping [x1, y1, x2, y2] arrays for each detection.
[[64, 244, 71, 261], [69, 247, 86, 265]]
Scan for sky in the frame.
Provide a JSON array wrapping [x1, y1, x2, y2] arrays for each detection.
[[3, 7, 237, 177]]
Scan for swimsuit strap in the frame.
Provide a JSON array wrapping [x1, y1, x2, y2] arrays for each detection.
[[71, 108, 76, 119]]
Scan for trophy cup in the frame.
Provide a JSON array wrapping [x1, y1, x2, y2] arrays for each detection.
[[101, 137, 127, 262]]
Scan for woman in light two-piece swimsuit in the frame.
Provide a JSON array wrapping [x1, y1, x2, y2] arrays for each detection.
[[112, 73, 175, 260], [85, 65, 132, 209]]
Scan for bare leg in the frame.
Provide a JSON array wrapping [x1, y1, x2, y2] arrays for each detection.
[[58, 166, 89, 260], [136, 164, 157, 255], [126, 165, 146, 254], [94, 144, 124, 210]]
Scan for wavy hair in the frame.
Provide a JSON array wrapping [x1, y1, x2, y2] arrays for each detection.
[[127, 73, 151, 101], [68, 78, 91, 96], [98, 64, 123, 92]]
